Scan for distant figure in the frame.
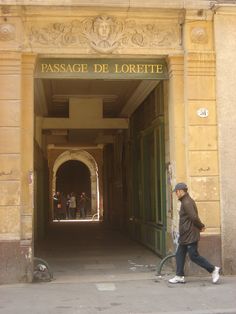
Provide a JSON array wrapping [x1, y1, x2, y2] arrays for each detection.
[[60, 192, 67, 220], [53, 191, 61, 221], [66, 194, 70, 219], [78, 192, 90, 219], [69, 192, 77, 219]]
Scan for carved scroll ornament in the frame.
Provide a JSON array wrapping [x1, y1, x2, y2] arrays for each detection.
[[28, 15, 180, 53]]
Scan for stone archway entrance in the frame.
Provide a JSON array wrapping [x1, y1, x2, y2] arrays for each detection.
[[52, 150, 100, 219], [56, 160, 91, 199]]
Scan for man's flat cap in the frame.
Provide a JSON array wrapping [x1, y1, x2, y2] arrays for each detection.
[[173, 182, 188, 192]]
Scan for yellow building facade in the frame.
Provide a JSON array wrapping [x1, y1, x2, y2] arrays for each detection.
[[0, 0, 235, 283]]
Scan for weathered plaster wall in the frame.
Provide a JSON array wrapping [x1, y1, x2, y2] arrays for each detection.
[[214, 8, 236, 274], [0, 53, 21, 241]]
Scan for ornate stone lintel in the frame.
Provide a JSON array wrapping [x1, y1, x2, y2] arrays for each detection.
[[27, 15, 181, 54]]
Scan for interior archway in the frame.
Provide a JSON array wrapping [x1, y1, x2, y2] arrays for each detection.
[[52, 150, 100, 220], [56, 160, 91, 197], [56, 160, 91, 219]]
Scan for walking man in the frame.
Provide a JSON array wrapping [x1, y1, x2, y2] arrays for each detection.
[[169, 182, 220, 284]]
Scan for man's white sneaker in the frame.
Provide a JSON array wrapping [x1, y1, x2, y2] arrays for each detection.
[[212, 266, 220, 284], [168, 276, 185, 284]]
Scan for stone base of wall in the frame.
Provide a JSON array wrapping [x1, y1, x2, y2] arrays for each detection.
[[185, 234, 221, 276], [0, 240, 33, 284]]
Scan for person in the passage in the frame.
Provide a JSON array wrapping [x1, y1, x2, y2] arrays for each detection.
[[169, 182, 221, 284], [66, 193, 70, 219], [69, 192, 77, 219], [60, 192, 67, 220], [78, 192, 89, 219], [53, 191, 61, 221]]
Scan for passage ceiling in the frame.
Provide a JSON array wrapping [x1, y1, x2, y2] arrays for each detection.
[[35, 78, 159, 146]]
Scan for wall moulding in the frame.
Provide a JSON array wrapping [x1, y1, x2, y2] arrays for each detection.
[[167, 55, 184, 78], [0, 1, 213, 9], [186, 55, 216, 77], [24, 14, 182, 54], [186, 52, 215, 62]]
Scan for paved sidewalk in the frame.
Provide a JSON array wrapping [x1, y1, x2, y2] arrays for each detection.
[[0, 274, 236, 314], [1, 223, 234, 314]]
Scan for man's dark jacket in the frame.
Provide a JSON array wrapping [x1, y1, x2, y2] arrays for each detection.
[[178, 193, 205, 245]]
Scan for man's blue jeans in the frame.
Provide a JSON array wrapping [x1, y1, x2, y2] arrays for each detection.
[[176, 242, 215, 276]]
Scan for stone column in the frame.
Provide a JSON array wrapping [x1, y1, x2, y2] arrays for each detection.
[[214, 5, 236, 274], [0, 52, 36, 284], [183, 11, 221, 273], [0, 53, 22, 283], [167, 55, 185, 231], [20, 54, 37, 280]]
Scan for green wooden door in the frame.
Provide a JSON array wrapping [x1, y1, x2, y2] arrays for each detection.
[[141, 119, 166, 256], [130, 118, 166, 256]]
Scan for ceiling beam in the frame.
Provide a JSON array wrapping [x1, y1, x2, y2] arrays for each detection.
[[120, 80, 159, 117], [42, 97, 128, 129], [42, 117, 128, 129]]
